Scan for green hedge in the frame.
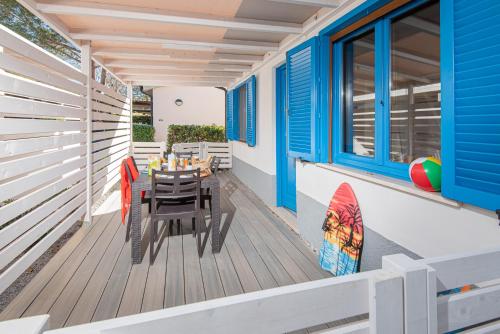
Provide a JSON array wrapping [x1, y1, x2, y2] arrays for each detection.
[[167, 124, 225, 153], [133, 124, 155, 142], [132, 115, 152, 125]]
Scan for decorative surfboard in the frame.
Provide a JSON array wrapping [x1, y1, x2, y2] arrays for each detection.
[[319, 183, 364, 276]]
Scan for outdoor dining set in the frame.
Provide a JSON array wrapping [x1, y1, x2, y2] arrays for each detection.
[[121, 152, 222, 264]]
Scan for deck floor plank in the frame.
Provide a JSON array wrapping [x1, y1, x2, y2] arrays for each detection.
[[1, 171, 331, 329], [141, 222, 169, 313], [182, 220, 206, 304], [199, 230, 225, 300], [0, 214, 101, 321], [22, 212, 115, 317], [232, 189, 325, 282], [223, 173, 330, 279], [164, 221, 185, 308], [48, 211, 121, 328], [117, 216, 151, 317], [65, 221, 127, 326]]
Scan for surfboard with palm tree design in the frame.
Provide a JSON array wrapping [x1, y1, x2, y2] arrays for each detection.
[[319, 183, 364, 276]]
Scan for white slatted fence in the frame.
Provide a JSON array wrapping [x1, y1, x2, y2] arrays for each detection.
[[0, 25, 87, 294], [172, 142, 232, 168], [132, 142, 166, 171], [91, 80, 131, 202]]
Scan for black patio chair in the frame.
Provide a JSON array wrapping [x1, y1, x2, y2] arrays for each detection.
[[175, 151, 194, 160], [200, 157, 221, 211], [150, 168, 203, 262]]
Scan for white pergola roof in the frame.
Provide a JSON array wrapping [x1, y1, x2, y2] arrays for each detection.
[[19, 0, 343, 87]]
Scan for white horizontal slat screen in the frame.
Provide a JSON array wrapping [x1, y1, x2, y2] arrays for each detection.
[[91, 80, 131, 202], [132, 142, 166, 171], [0, 26, 87, 294]]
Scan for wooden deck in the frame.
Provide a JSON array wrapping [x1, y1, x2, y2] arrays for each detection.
[[0, 172, 330, 330]]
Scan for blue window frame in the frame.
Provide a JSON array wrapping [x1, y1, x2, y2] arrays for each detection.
[[331, 0, 440, 180], [231, 76, 257, 147]]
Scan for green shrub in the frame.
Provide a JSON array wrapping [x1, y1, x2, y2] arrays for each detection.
[[167, 124, 225, 153], [133, 124, 155, 142], [132, 115, 152, 125]]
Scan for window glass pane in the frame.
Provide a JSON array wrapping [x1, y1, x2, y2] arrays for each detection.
[[239, 85, 247, 141], [343, 30, 376, 158], [390, 2, 440, 163]]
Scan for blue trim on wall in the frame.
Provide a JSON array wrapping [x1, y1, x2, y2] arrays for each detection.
[[440, 0, 455, 206], [276, 64, 286, 208]]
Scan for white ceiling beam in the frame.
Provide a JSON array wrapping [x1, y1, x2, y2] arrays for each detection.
[[122, 76, 232, 82], [106, 60, 251, 72], [38, 1, 303, 34], [266, 0, 342, 8], [115, 70, 241, 78], [131, 80, 230, 87], [70, 32, 279, 52], [93, 48, 263, 64]]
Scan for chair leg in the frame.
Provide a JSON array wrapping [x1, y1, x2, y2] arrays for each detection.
[[155, 220, 159, 241], [177, 219, 181, 234], [126, 211, 132, 242], [196, 212, 203, 257], [192, 217, 196, 237]]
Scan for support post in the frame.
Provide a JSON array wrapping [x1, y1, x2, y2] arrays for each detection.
[[383, 254, 437, 334], [127, 82, 133, 155], [81, 41, 93, 224], [369, 271, 404, 334]]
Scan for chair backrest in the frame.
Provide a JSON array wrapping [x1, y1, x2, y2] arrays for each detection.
[[122, 159, 133, 183], [152, 168, 201, 202], [210, 157, 221, 175], [175, 151, 193, 160], [129, 156, 139, 173]]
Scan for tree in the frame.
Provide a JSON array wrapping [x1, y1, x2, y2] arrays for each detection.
[[0, 0, 80, 67]]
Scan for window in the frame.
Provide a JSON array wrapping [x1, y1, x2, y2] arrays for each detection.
[[238, 84, 247, 142], [229, 76, 256, 146], [332, 0, 440, 179], [343, 29, 376, 158], [389, 4, 441, 164]]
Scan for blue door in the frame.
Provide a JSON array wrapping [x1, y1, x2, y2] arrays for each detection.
[[276, 64, 296, 212]]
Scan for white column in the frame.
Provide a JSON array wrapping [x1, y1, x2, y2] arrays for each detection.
[[127, 82, 133, 154], [81, 41, 93, 224]]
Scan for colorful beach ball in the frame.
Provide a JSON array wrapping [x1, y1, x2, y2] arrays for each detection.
[[409, 157, 442, 192]]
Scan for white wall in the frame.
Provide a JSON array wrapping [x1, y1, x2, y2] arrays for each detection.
[[152, 86, 225, 142], [296, 163, 500, 258]]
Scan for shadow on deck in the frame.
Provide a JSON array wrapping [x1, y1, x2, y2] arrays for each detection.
[[0, 171, 330, 330]]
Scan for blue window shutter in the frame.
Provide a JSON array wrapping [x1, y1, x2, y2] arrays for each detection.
[[441, 0, 500, 211], [246, 75, 257, 147], [226, 90, 233, 140], [286, 37, 319, 162], [233, 88, 240, 140]]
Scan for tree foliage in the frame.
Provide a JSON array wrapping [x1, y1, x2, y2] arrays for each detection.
[[0, 0, 80, 67]]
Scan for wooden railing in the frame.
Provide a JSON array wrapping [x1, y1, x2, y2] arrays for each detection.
[[9, 246, 500, 333], [173, 142, 232, 168], [132, 142, 166, 171]]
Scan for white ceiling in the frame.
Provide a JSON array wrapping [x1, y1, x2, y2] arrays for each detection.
[[33, 0, 344, 87]]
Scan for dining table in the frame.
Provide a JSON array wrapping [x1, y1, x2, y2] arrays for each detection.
[[130, 171, 221, 264]]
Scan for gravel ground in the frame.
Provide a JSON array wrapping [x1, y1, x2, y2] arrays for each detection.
[[0, 182, 120, 313]]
